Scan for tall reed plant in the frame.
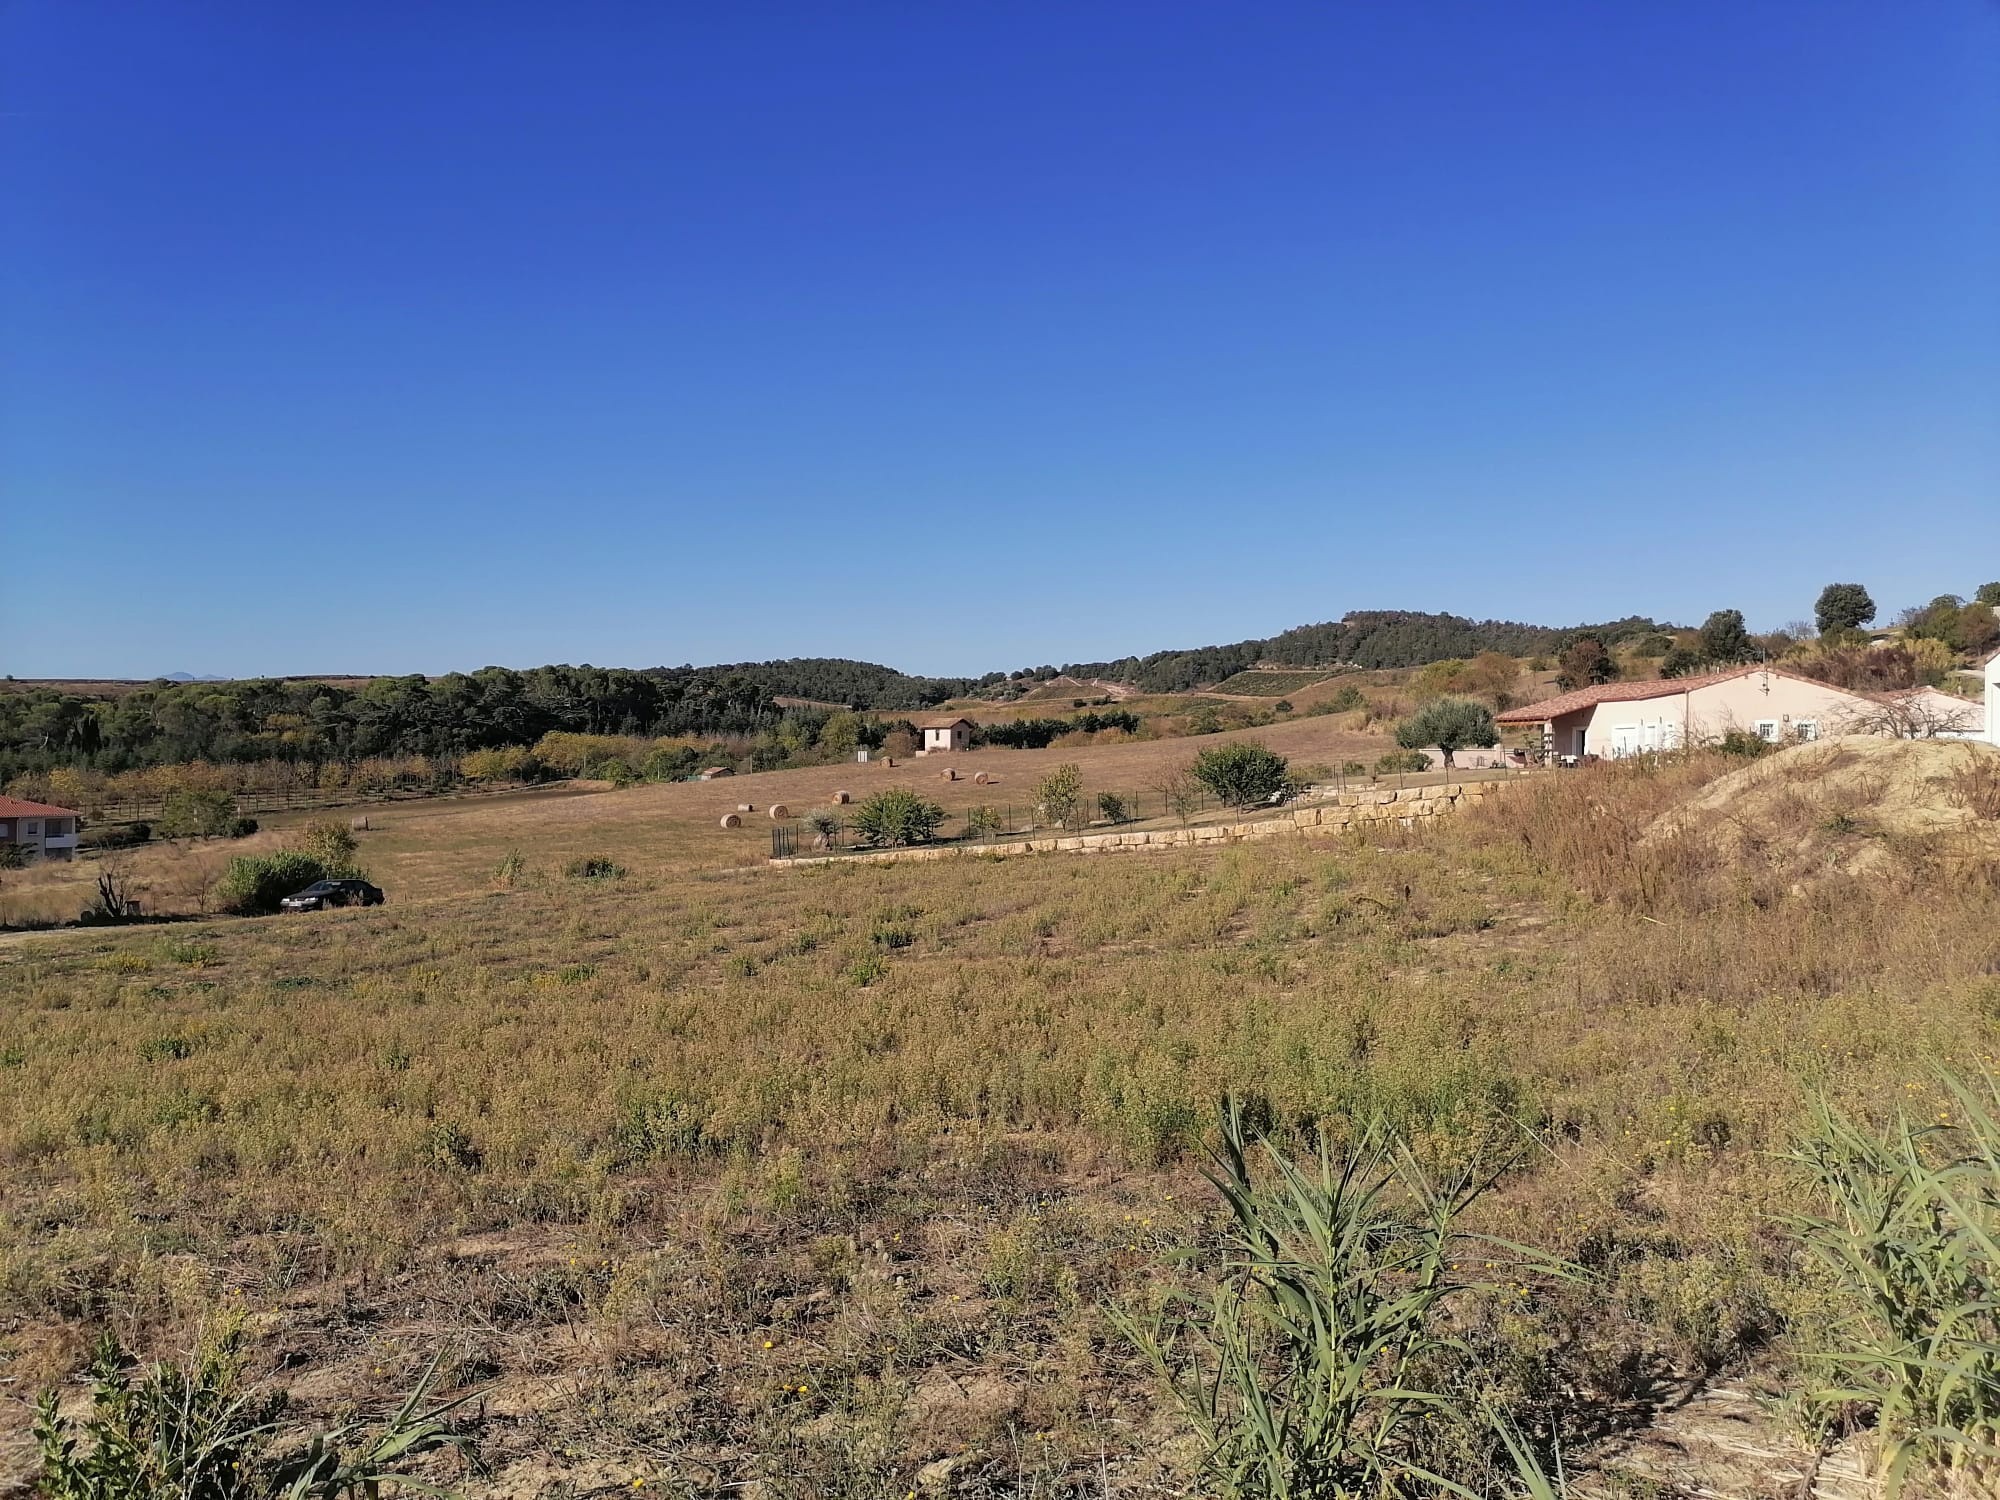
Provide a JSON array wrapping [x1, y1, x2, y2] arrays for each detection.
[[1790, 1072, 2000, 1495], [1118, 1102, 1569, 1499]]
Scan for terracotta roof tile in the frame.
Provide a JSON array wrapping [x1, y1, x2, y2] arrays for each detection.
[[0, 796, 81, 818], [1493, 668, 1765, 724]]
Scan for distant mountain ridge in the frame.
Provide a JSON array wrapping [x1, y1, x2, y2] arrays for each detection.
[[651, 610, 1669, 707]]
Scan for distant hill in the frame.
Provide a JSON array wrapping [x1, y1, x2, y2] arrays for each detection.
[[652, 658, 988, 711], [1064, 610, 1666, 694]]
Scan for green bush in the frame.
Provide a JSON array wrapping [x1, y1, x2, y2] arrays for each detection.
[[86, 822, 151, 852], [213, 852, 351, 915], [227, 816, 259, 839], [1373, 750, 1431, 774], [1096, 791, 1129, 824], [965, 805, 1003, 838], [159, 789, 237, 839], [1716, 728, 1770, 759], [1191, 741, 1289, 807], [851, 788, 947, 848], [563, 856, 626, 879], [294, 819, 357, 866]]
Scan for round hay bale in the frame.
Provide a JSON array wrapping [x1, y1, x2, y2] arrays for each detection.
[[830, 790, 851, 804], [972, 772, 989, 786], [768, 804, 789, 820], [719, 813, 742, 829], [349, 815, 371, 831], [737, 803, 755, 813]]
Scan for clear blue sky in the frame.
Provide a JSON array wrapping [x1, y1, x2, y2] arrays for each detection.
[[5, 2, 1997, 680]]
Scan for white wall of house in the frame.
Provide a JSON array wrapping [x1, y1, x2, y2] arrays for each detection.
[[0, 814, 79, 861], [1984, 653, 2000, 745], [1578, 671, 1878, 757], [921, 724, 969, 754]]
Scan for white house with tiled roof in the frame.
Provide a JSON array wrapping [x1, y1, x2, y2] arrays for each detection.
[[0, 797, 81, 862], [1493, 665, 1974, 762]]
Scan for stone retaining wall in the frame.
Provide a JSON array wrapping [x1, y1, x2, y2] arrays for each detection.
[[769, 779, 1513, 868]]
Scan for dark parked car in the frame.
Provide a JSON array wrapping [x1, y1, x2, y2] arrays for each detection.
[[280, 878, 385, 912]]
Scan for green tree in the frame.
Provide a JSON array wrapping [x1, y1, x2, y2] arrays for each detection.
[[1394, 697, 1498, 769], [1659, 645, 1706, 678], [158, 789, 237, 839], [1976, 581, 2000, 607], [1698, 609, 1755, 664], [816, 711, 861, 758], [1036, 763, 1085, 828], [1190, 742, 1289, 807], [1554, 637, 1618, 691], [849, 787, 946, 847], [1814, 582, 1876, 635]]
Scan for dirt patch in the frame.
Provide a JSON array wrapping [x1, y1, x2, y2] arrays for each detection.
[[1643, 737, 2000, 883]]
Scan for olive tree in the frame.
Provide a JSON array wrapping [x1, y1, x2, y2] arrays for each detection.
[[1394, 698, 1498, 769]]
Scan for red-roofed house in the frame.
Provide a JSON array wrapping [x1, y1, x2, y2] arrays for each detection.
[[1494, 666, 1899, 762], [0, 797, 81, 862]]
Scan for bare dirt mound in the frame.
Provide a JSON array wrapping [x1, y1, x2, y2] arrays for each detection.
[[1643, 736, 2000, 883]]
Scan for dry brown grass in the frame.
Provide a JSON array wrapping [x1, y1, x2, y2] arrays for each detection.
[[1, 745, 1996, 1494]]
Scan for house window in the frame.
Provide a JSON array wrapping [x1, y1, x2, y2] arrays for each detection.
[[1795, 719, 1820, 742], [1754, 720, 1781, 743]]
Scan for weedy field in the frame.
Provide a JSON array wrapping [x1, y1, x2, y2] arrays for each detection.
[[2, 743, 1998, 1497]]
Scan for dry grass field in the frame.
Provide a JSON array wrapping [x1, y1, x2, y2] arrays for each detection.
[[3, 737, 1998, 1496]]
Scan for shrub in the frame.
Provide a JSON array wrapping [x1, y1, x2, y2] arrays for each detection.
[[1096, 791, 1129, 824], [213, 852, 347, 915], [1340, 761, 1367, 776], [1036, 763, 1085, 828], [1394, 697, 1499, 768], [563, 856, 625, 879], [86, 821, 151, 852], [641, 744, 702, 782], [294, 819, 357, 866], [492, 850, 530, 887], [1374, 749, 1431, 774], [1191, 741, 1289, 807], [227, 816, 259, 839], [851, 788, 946, 847], [965, 805, 1003, 838], [1326, 684, 1367, 714], [1716, 728, 1770, 759]]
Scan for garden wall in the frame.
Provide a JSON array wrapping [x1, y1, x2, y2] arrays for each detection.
[[769, 778, 1513, 868]]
